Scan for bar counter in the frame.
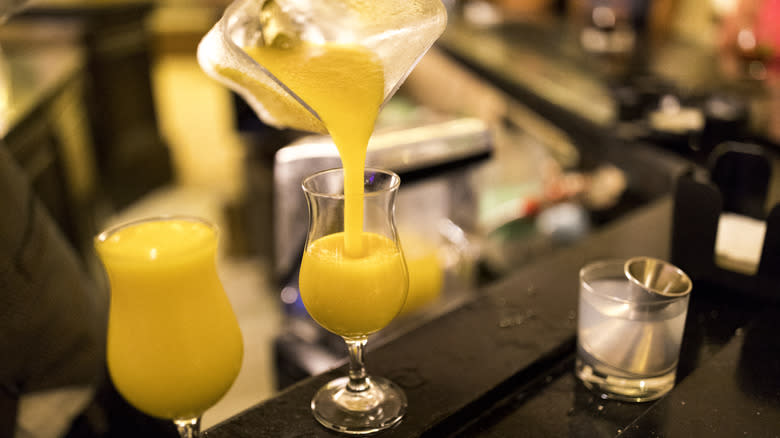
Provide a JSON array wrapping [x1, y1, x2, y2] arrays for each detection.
[[202, 14, 780, 437], [203, 193, 780, 437]]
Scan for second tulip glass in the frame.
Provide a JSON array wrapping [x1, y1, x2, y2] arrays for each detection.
[[298, 167, 409, 434], [94, 216, 243, 438]]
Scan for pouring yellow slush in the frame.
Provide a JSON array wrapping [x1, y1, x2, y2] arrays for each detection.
[[242, 42, 408, 337]]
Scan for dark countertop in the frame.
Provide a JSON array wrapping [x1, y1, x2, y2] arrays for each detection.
[[204, 191, 779, 436]]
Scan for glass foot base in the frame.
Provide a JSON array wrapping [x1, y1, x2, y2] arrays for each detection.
[[575, 356, 675, 403], [311, 376, 407, 435]]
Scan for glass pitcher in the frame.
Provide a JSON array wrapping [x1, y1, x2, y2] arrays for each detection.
[[197, 0, 447, 132]]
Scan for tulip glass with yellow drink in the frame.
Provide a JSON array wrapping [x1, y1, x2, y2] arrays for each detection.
[[95, 217, 243, 438], [299, 167, 408, 434], [242, 38, 412, 434], [197, 0, 447, 432]]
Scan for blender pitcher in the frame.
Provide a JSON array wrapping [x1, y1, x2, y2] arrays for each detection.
[[197, 0, 448, 132]]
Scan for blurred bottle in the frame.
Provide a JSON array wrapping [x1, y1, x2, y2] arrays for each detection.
[[769, 76, 780, 142], [489, 0, 558, 15], [569, 0, 680, 52], [572, 0, 640, 54], [717, 0, 780, 142], [0, 0, 28, 24], [718, 0, 780, 80], [454, 0, 558, 26]]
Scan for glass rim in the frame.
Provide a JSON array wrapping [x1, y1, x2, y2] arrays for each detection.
[[95, 214, 219, 244], [301, 167, 401, 200], [579, 258, 626, 281]]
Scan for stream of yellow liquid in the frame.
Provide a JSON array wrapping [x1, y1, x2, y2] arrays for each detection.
[[244, 42, 384, 257], [244, 42, 412, 337]]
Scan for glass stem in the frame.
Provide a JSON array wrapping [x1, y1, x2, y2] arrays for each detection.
[[345, 337, 370, 392], [174, 417, 201, 438]]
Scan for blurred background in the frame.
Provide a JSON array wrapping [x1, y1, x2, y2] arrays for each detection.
[[1, 0, 778, 431]]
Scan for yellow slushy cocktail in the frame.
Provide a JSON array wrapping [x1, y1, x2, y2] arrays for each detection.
[[399, 232, 444, 314], [95, 218, 243, 421], [299, 231, 407, 337]]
